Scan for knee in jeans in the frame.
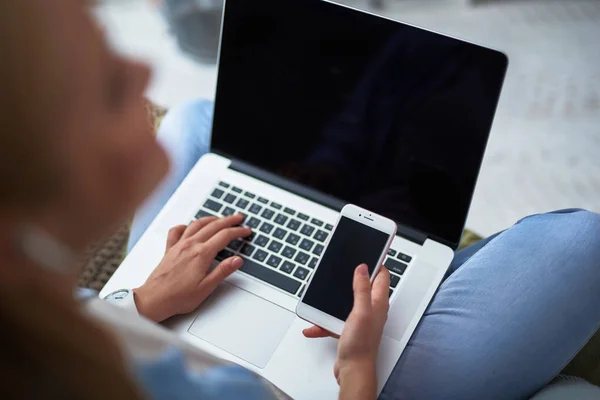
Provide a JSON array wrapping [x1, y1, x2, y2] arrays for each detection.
[[518, 208, 600, 258], [168, 98, 214, 121], [561, 209, 600, 241], [542, 209, 600, 272], [157, 99, 215, 142]]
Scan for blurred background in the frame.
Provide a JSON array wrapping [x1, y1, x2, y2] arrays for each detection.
[[94, 0, 600, 238]]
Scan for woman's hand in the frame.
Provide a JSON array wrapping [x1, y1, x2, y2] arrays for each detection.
[[303, 264, 390, 400], [134, 213, 251, 322]]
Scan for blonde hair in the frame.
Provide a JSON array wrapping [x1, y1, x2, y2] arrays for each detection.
[[0, 2, 144, 398]]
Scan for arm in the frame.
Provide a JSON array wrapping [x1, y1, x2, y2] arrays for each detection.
[[338, 362, 377, 400], [303, 265, 390, 400]]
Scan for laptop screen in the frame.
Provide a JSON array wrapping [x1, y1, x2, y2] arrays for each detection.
[[212, 0, 507, 247]]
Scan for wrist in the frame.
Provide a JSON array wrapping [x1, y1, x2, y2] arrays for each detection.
[[338, 359, 377, 398], [133, 285, 168, 323], [338, 360, 377, 386]]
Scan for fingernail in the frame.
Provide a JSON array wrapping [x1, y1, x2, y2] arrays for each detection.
[[357, 264, 369, 277], [231, 256, 244, 268]]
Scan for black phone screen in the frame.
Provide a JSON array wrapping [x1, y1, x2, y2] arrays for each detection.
[[302, 216, 390, 321]]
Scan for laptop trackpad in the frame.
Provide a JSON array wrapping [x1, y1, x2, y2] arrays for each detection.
[[187, 283, 295, 368]]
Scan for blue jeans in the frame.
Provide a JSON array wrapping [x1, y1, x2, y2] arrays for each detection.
[[130, 99, 600, 400]]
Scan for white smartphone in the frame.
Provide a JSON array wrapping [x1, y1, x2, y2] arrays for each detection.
[[296, 204, 397, 336]]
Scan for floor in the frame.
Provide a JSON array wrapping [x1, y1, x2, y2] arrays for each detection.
[[95, 0, 600, 237]]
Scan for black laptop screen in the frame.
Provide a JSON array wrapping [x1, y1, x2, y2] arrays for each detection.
[[212, 0, 507, 247]]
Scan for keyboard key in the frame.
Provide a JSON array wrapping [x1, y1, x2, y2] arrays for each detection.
[[308, 257, 318, 269], [228, 239, 244, 251], [218, 181, 230, 189], [222, 207, 235, 216], [247, 232, 256, 242], [254, 235, 269, 247], [297, 213, 309, 221], [216, 249, 234, 261], [299, 238, 314, 252], [253, 249, 268, 262], [267, 255, 282, 268], [389, 289, 393, 298], [259, 222, 274, 235], [280, 261, 295, 274], [223, 194, 237, 204], [236, 199, 249, 210], [294, 267, 309, 280], [390, 274, 400, 288], [297, 284, 306, 297], [271, 202, 282, 210], [287, 219, 301, 231], [268, 240, 283, 253], [284, 207, 296, 215], [387, 249, 397, 257], [211, 188, 224, 199], [285, 233, 300, 245], [311, 218, 323, 227], [314, 230, 328, 242], [325, 224, 334, 231], [275, 214, 288, 225], [195, 209, 215, 219], [246, 217, 261, 228], [384, 258, 408, 275], [258, 197, 269, 204], [248, 203, 262, 214], [282, 246, 297, 259], [273, 228, 287, 239], [241, 244, 255, 257], [261, 209, 275, 220], [232, 186, 242, 193], [203, 199, 222, 213], [300, 224, 315, 236], [398, 253, 413, 263], [244, 191, 256, 199], [239, 258, 301, 295], [294, 252, 310, 265], [312, 244, 324, 256]]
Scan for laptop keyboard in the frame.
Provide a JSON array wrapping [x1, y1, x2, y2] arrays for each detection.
[[194, 181, 411, 299]]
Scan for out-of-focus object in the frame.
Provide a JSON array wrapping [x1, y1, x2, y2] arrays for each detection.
[[161, 0, 223, 64]]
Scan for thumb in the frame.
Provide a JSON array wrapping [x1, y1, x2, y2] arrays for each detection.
[[200, 256, 244, 293], [166, 225, 187, 251], [352, 264, 372, 313]]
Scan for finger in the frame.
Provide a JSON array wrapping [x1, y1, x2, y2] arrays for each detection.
[[371, 266, 391, 315], [199, 255, 244, 293], [203, 226, 252, 257], [302, 325, 339, 339], [352, 264, 373, 314], [193, 213, 246, 242], [166, 225, 187, 250], [181, 216, 219, 240]]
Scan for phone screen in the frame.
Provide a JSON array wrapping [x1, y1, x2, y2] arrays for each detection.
[[302, 216, 390, 321]]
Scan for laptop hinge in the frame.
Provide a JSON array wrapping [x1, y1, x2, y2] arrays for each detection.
[[228, 158, 427, 246]]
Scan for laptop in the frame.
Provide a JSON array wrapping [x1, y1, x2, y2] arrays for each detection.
[[101, 0, 508, 397]]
